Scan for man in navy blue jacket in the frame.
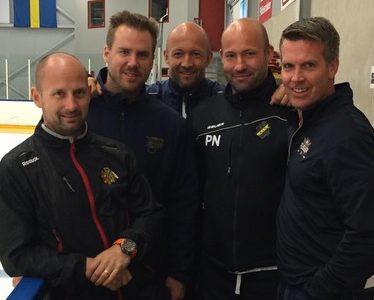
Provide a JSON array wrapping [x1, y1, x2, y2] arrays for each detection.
[[86, 11, 199, 300], [147, 21, 224, 118], [277, 17, 374, 299]]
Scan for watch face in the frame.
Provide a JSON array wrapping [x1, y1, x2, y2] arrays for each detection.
[[121, 239, 136, 254]]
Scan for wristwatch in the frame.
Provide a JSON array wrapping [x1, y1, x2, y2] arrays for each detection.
[[113, 238, 137, 259]]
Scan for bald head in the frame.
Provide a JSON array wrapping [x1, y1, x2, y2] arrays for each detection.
[[220, 18, 273, 93], [222, 18, 270, 51], [32, 52, 91, 137], [164, 22, 213, 89], [166, 22, 211, 53], [35, 53, 87, 91]]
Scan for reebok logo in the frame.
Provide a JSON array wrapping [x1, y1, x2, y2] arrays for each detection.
[[21, 156, 39, 167]]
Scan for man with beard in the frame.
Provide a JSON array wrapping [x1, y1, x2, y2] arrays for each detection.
[[87, 11, 199, 300], [147, 21, 224, 118], [0, 52, 162, 300], [189, 18, 289, 299]]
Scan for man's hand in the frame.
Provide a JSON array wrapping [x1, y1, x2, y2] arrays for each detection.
[[270, 84, 290, 106], [12, 276, 22, 287], [104, 268, 133, 291], [166, 276, 186, 300], [88, 76, 102, 97], [85, 245, 132, 290]]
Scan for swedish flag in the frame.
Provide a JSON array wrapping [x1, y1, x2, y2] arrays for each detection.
[[14, 0, 57, 28]]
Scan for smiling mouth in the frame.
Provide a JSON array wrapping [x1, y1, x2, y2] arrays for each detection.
[[62, 114, 79, 120], [233, 75, 252, 81], [179, 71, 195, 76], [123, 72, 139, 78], [292, 87, 308, 93]]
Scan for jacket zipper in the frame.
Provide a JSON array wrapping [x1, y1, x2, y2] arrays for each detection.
[[70, 141, 124, 300], [53, 229, 63, 253], [69, 141, 109, 249], [232, 109, 244, 267], [287, 119, 303, 164]]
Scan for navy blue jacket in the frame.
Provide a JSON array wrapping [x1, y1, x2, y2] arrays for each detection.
[[87, 68, 199, 284], [147, 77, 224, 118], [277, 83, 374, 299]]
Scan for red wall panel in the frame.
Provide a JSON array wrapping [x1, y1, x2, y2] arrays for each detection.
[[199, 0, 225, 51]]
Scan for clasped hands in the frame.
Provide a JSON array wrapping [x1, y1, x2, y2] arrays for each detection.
[[85, 244, 132, 291]]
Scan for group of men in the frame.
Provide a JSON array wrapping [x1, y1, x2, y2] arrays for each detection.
[[0, 9, 373, 300]]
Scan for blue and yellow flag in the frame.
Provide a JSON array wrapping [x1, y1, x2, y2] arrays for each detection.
[[14, 0, 57, 28]]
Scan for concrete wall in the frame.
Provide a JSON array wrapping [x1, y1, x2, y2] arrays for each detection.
[[263, 0, 374, 125], [311, 1, 374, 125]]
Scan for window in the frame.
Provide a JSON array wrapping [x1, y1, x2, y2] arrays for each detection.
[[88, 0, 105, 28], [149, 0, 169, 22]]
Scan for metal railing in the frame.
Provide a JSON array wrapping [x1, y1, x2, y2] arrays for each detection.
[[6, 277, 46, 300]]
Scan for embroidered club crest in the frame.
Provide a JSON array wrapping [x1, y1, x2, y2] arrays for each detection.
[[297, 137, 312, 159], [101, 167, 119, 185], [256, 121, 271, 139], [146, 136, 164, 154]]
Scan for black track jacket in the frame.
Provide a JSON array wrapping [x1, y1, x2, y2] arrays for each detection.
[[0, 123, 162, 299], [190, 72, 289, 271]]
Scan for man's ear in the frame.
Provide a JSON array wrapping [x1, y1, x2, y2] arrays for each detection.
[[206, 51, 213, 67], [328, 57, 339, 80], [164, 49, 169, 65], [31, 86, 42, 108], [103, 46, 109, 65], [267, 45, 274, 63]]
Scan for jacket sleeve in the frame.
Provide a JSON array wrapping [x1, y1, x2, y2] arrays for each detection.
[[163, 121, 200, 284], [120, 148, 164, 261], [0, 158, 87, 289], [306, 130, 374, 298]]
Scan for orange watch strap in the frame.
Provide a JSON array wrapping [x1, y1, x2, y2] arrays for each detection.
[[113, 238, 137, 259], [113, 238, 125, 245]]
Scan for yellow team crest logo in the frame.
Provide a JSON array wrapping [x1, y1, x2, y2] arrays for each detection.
[[101, 167, 119, 185], [146, 136, 164, 154], [256, 121, 271, 139]]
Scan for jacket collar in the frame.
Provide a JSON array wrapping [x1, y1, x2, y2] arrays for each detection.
[[167, 77, 212, 98], [295, 82, 353, 125], [35, 120, 88, 146]]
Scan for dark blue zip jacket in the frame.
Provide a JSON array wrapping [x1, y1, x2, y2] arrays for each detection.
[[87, 68, 199, 284], [147, 77, 224, 118], [277, 83, 374, 299]]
